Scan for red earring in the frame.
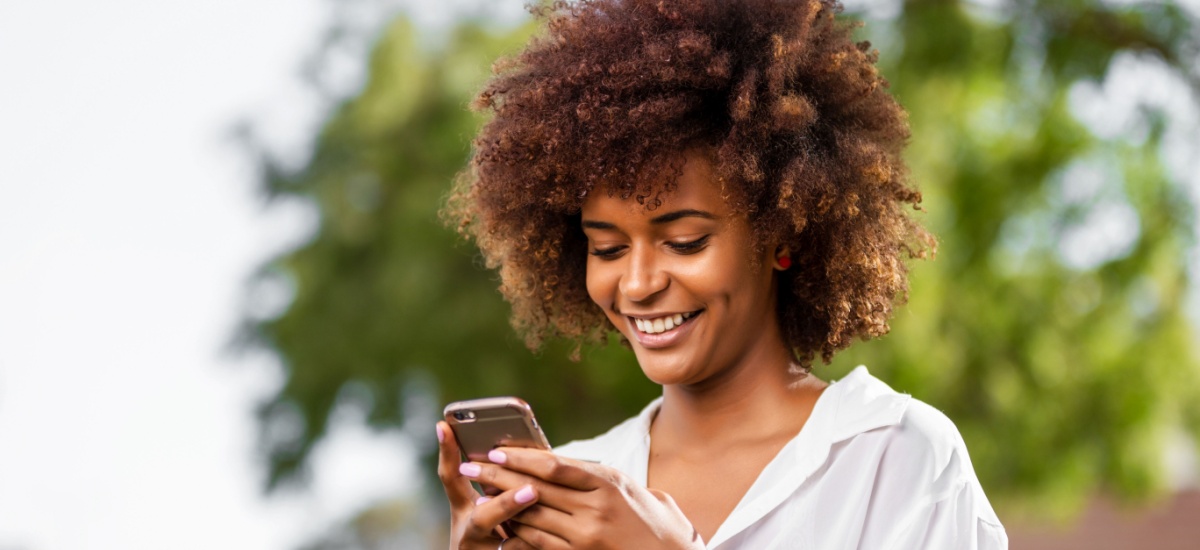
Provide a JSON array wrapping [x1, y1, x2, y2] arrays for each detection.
[[777, 256, 792, 270]]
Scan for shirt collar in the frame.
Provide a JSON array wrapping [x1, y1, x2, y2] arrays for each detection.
[[567, 366, 913, 549], [826, 365, 912, 443], [628, 365, 911, 450], [705, 365, 911, 548]]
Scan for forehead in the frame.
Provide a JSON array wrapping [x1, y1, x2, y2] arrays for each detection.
[[581, 152, 732, 220]]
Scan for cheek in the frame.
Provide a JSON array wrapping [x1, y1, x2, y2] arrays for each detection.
[[691, 248, 772, 308], [584, 259, 614, 310], [681, 248, 753, 293]]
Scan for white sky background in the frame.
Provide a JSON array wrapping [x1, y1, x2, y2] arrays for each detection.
[[0, 1, 1197, 549], [0, 2, 326, 548], [0, 1, 526, 549]]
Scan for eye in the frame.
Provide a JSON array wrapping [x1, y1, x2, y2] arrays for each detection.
[[666, 235, 710, 254], [589, 245, 625, 259]]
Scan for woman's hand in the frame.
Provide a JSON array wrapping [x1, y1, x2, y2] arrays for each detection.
[[458, 446, 705, 550], [437, 422, 541, 550]]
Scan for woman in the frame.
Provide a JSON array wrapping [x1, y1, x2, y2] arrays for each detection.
[[438, 0, 1007, 548]]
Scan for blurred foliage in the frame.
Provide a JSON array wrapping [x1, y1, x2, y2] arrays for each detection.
[[839, 0, 1200, 522], [239, 0, 1200, 529], [239, 15, 659, 494]]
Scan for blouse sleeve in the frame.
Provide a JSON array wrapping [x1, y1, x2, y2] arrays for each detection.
[[868, 402, 1009, 549], [884, 478, 1009, 549]]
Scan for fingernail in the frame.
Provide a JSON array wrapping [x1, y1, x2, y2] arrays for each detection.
[[459, 463, 481, 477], [488, 449, 507, 464], [436, 424, 445, 443], [515, 485, 535, 504], [475, 496, 491, 506]]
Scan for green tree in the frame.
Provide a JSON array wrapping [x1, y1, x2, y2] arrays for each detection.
[[239, 0, 1200, 536], [836, 0, 1200, 521], [239, 16, 657, 494]]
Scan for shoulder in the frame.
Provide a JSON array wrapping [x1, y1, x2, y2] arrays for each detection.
[[828, 367, 976, 491], [850, 390, 986, 506], [867, 399, 1008, 547], [826, 368, 1004, 538], [884, 399, 972, 488]]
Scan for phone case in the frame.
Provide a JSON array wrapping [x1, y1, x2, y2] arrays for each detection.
[[444, 396, 551, 462]]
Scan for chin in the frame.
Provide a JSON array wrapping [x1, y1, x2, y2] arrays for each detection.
[[634, 351, 700, 386]]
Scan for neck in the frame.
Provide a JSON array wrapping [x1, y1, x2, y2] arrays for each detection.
[[651, 331, 826, 451]]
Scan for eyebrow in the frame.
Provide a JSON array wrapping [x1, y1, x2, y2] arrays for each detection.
[[581, 209, 717, 230], [650, 209, 716, 224]]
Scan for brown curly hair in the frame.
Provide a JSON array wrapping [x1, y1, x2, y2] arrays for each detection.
[[446, 0, 935, 368]]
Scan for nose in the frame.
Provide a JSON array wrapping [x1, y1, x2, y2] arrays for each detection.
[[618, 245, 669, 303]]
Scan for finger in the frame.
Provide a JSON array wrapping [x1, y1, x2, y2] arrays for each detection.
[[511, 503, 575, 542], [494, 537, 536, 550], [436, 421, 478, 508], [488, 447, 608, 491], [460, 460, 538, 492], [510, 521, 570, 550], [647, 488, 702, 543], [465, 484, 540, 541], [648, 488, 693, 520], [459, 460, 579, 511], [648, 488, 676, 505], [479, 534, 536, 550]]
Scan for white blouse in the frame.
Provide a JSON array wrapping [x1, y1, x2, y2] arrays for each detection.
[[553, 366, 1008, 549]]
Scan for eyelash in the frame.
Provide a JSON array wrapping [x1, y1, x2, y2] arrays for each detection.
[[667, 235, 710, 253], [589, 235, 711, 258], [589, 247, 623, 259]]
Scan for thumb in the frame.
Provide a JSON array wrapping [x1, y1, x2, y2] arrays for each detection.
[[648, 487, 684, 510], [648, 488, 704, 547]]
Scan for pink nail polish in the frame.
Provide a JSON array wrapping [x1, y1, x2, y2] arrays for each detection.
[[436, 424, 445, 443], [459, 463, 482, 477], [488, 449, 507, 464], [475, 496, 491, 506], [515, 485, 535, 504]]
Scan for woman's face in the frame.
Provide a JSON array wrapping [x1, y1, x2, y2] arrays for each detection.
[[581, 152, 782, 387]]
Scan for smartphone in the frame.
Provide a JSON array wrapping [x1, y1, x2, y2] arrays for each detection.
[[443, 396, 551, 462]]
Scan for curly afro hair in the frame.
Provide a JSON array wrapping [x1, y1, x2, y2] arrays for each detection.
[[446, 0, 935, 368]]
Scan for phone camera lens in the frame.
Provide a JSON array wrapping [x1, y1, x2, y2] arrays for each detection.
[[454, 411, 466, 420]]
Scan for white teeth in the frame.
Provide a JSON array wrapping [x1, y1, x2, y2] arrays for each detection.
[[633, 312, 696, 334]]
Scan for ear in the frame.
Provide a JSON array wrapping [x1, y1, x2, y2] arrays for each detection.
[[773, 245, 792, 271]]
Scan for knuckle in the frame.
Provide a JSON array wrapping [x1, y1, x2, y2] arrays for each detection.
[[514, 524, 544, 548], [513, 503, 543, 523], [579, 524, 603, 546], [547, 458, 578, 482], [464, 510, 491, 535], [547, 459, 568, 479], [530, 480, 553, 500]]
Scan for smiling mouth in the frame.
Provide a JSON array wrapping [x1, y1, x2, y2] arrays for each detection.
[[630, 310, 702, 335]]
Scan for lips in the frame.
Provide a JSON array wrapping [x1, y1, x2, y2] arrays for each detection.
[[626, 310, 703, 349]]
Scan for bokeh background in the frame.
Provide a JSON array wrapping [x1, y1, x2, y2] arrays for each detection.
[[2, 0, 1199, 548]]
